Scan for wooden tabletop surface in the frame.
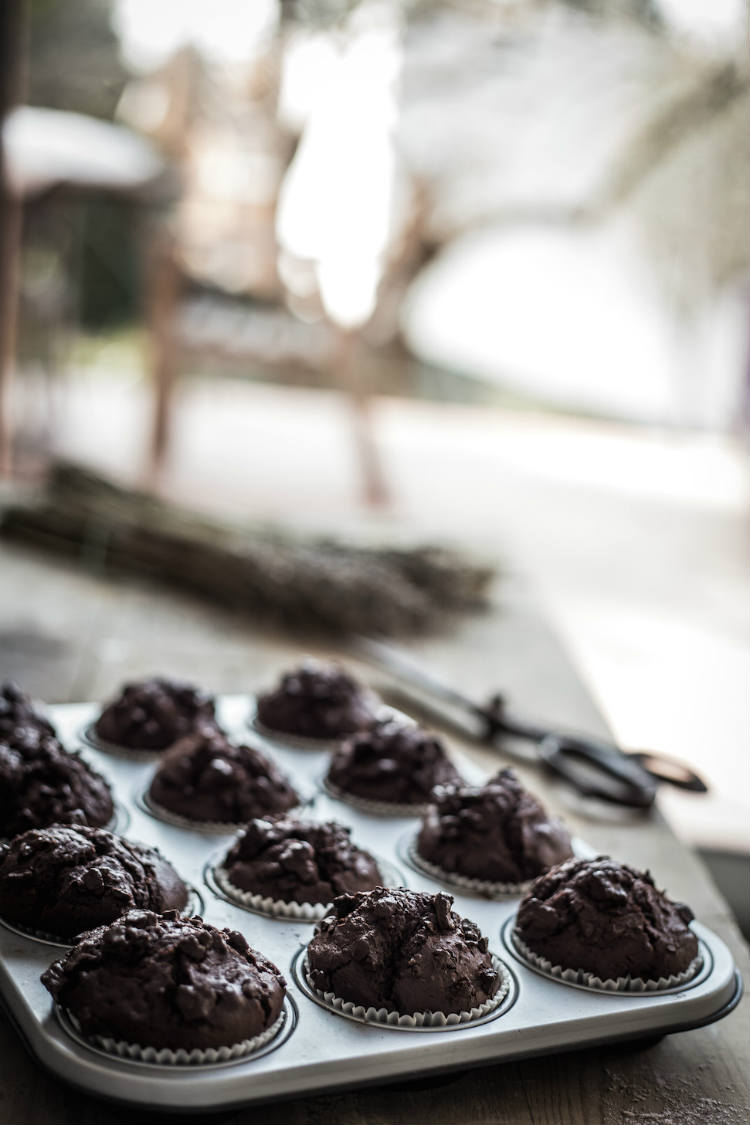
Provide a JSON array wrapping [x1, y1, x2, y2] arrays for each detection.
[[0, 542, 747, 1125]]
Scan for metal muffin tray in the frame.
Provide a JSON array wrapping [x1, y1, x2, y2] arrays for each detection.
[[0, 696, 741, 1113]]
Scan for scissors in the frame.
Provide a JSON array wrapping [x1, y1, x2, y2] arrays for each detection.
[[353, 637, 707, 811]]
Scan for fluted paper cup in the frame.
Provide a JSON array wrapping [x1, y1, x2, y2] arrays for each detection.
[[510, 926, 703, 993], [302, 953, 511, 1030], [61, 1007, 286, 1066]]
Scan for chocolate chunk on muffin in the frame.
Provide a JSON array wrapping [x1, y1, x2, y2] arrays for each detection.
[[42, 910, 286, 1050], [416, 768, 573, 885], [94, 677, 218, 751], [326, 718, 462, 807], [514, 856, 700, 981], [0, 727, 114, 837], [307, 887, 499, 1014], [255, 662, 378, 740], [148, 727, 298, 825], [221, 817, 382, 906], [0, 824, 188, 939], [0, 681, 57, 740]]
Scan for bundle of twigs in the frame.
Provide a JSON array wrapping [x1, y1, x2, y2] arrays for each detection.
[[0, 462, 495, 636]]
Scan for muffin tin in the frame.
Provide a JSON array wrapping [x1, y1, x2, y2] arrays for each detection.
[[0, 694, 741, 1113]]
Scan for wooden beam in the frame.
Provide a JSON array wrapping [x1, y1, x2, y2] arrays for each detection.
[[144, 227, 181, 481], [0, 0, 27, 478]]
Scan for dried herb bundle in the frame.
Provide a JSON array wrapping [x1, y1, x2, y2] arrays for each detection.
[[0, 462, 495, 636]]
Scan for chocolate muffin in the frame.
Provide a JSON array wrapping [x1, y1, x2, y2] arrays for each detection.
[[0, 727, 114, 838], [326, 718, 462, 807], [0, 681, 56, 740], [221, 817, 382, 906], [94, 677, 217, 751], [42, 910, 286, 1050], [148, 727, 298, 825], [255, 662, 378, 741], [514, 857, 700, 982], [0, 824, 188, 939], [307, 887, 499, 1015], [416, 768, 573, 885]]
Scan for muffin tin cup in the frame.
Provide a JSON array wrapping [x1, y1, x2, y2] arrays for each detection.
[[79, 724, 165, 760], [249, 716, 346, 753], [0, 917, 73, 949], [210, 856, 407, 922], [509, 924, 704, 993], [0, 885, 204, 949], [61, 1007, 288, 1067], [403, 837, 532, 898], [0, 801, 129, 847], [212, 866, 332, 922], [321, 777, 431, 818], [298, 951, 512, 1030], [139, 786, 314, 835], [248, 694, 391, 752]]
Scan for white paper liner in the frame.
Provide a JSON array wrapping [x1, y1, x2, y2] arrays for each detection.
[[510, 927, 704, 993], [65, 1008, 285, 1066], [302, 953, 510, 1029], [406, 839, 532, 897], [142, 788, 311, 835], [212, 856, 404, 921], [322, 777, 430, 817], [214, 865, 332, 921]]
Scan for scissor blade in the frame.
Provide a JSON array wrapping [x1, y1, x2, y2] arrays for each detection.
[[351, 635, 483, 719]]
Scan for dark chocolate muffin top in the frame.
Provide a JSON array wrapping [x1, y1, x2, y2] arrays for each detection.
[[327, 718, 462, 806], [94, 677, 217, 751], [0, 727, 114, 838], [0, 681, 56, 741], [42, 910, 286, 1050], [148, 727, 298, 825], [514, 857, 699, 981], [255, 662, 378, 740], [306, 887, 499, 1014], [416, 768, 573, 884], [221, 817, 382, 905], [0, 824, 188, 939]]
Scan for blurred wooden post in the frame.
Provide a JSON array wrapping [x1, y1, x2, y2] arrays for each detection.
[[145, 229, 181, 479], [332, 325, 388, 506], [0, 0, 26, 478]]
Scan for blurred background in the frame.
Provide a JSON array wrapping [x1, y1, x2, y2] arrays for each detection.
[[0, 0, 747, 898]]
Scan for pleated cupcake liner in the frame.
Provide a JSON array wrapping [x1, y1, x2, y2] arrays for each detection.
[[212, 856, 406, 921], [302, 953, 510, 1029], [510, 928, 704, 993], [321, 777, 430, 817], [141, 786, 313, 835], [63, 1007, 286, 1066], [405, 839, 533, 897], [213, 865, 332, 921]]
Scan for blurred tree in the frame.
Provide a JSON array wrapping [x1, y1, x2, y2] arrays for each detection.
[[23, 0, 137, 328], [27, 0, 128, 120]]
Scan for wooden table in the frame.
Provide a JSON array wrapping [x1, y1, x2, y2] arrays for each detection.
[[0, 542, 747, 1125]]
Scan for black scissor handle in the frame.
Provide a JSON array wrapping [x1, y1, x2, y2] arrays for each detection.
[[627, 751, 708, 793], [538, 734, 658, 809]]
